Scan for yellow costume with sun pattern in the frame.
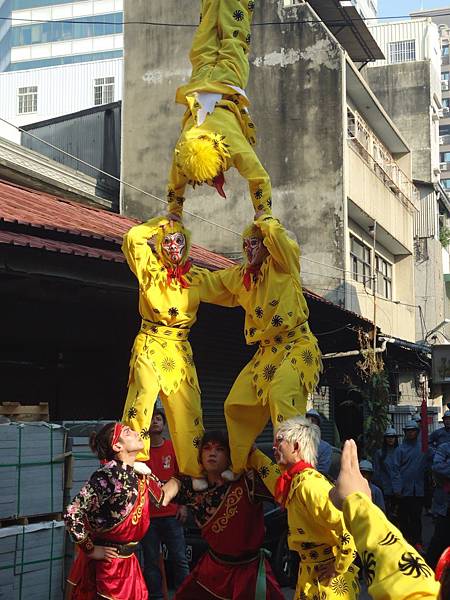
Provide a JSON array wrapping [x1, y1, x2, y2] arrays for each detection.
[[200, 215, 322, 473], [167, 0, 272, 218], [285, 469, 359, 600], [121, 216, 236, 476]]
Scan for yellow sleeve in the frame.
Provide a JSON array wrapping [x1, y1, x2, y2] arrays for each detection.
[[198, 266, 241, 308], [343, 492, 439, 600], [255, 216, 300, 275], [167, 155, 188, 218], [298, 475, 355, 574], [233, 149, 272, 215], [121, 215, 167, 282], [247, 449, 281, 496]]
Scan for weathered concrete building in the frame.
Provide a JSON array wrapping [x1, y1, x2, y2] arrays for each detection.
[[121, 0, 417, 345], [367, 18, 450, 345]]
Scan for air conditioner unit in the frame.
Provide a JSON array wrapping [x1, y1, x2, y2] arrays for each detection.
[[440, 136, 447, 144], [440, 162, 448, 170], [444, 107, 450, 115], [442, 80, 449, 90]]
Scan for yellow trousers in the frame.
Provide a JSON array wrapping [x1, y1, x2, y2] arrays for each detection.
[[176, 0, 254, 102], [224, 354, 308, 473], [122, 343, 204, 478]]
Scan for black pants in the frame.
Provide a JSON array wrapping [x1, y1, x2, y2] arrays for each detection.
[[426, 511, 450, 569], [397, 496, 424, 546]]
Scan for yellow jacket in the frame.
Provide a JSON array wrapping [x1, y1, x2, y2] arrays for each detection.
[[286, 469, 356, 575], [167, 98, 271, 218], [343, 493, 440, 599]]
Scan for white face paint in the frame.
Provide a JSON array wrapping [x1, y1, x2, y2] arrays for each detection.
[[162, 232, 186, 264], [243, 236, 266, 266]]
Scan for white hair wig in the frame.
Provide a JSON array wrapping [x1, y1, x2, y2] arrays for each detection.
[[276, 416, 321, 467]]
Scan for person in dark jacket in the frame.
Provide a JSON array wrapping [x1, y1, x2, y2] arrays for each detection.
[[426, 441, 450, 569], [391, 420, 427, 552], [359, 459, 386, 513], [306, 409, 333, 475], [429, 410, 450, 456], [373, 426, 399, 522]]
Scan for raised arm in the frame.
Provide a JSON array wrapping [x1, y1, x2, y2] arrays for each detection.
[[166, 156, 188, 219], [255, 215, 301, 275], [233, 149, 272, 216], [247, 448, 281, 497], [121, 215, 168, 282], [343, 493, 439, 599]]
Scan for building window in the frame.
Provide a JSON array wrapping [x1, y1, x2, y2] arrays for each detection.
[[441, 152, 450, 162], [18, 85, 37, 114], [376, 255, 392, 299], [443, 44, 449, 57], [443, 98, 450, 109], [388, 40, 416, 64], [350, 235, 372, 288], [442, 179, 450, 190], [94, 77, 115, 105], [443, 72, 450, 82]]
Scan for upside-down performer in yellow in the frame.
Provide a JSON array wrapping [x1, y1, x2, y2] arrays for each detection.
[[121, 215, 207, 479], [198, 213, 322, 474], [273, 417, 359, 600], [167, 0, 272, 217]]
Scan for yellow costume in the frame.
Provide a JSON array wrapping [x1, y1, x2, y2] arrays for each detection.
[[343, 492, 440, 599], [121, 216, 209, 476], [285, 468, 359, 600], [167, 0, 272, 217], [200, 215, 322, 472]]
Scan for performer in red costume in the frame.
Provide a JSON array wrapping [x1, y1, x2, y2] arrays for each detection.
[[64, 422, 164, 600], [162, 430, 284, 600]]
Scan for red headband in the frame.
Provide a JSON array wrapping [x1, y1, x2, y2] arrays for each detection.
[[436, 547, 450, 582], [111, 423, 124, 449]]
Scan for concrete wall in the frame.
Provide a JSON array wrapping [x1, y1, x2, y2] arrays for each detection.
[[121, 0, 347, 304], [415, 234, 446, 340], [365, 61, 439, 184]]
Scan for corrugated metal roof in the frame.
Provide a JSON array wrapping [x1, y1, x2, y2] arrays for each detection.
[[0, 179, 235, 270]]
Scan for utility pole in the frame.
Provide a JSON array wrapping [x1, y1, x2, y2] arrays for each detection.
[[369, 221, 377, 353]]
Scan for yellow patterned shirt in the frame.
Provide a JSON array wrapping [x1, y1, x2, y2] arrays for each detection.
[[286, 469, 356, 575]]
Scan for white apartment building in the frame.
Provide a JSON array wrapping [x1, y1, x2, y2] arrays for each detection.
[[0, 57, 123, 142]]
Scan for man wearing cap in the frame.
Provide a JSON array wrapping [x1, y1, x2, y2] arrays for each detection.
[[429, 410, 450, 454], [392, 420, 428, 551], [141, 408, 190, 599], [306, 409, 334, 476], [427, 441, 450, 569], [373, 426, 399, 521], [359, 460, 386, 513]]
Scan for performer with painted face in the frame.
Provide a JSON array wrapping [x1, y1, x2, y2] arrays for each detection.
[[200, 213, 322, 476], [121, 215, 209, 480], [166, 0, 272, 218]]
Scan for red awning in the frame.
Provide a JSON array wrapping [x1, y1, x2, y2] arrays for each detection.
[[0, 179, 234, 270]]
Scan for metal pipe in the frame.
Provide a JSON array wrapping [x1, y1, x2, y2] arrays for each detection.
[[322, 337, 388, 360]]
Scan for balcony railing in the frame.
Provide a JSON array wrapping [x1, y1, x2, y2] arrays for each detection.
[[347, 108, 418, 214]]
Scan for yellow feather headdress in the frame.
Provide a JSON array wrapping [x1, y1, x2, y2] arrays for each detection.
[[176, 133, 230, 184]]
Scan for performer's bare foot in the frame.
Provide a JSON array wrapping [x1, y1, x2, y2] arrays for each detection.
[[192, 477, 208, 491], [221, 469, 240, 482]]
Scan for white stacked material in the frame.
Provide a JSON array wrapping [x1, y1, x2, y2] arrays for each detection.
[[0, 521, 65, 600], [0, 423, 65, 519]]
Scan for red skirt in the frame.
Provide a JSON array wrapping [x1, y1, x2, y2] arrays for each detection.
[[68, 549, 148, 600], [174, 551, 284, 600]]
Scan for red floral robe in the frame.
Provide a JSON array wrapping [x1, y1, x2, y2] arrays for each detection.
[[65, 460, 163, 600], [174, 473, 284, 600]]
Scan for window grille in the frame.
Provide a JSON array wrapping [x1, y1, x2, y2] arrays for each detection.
[[93, 76, 115, 106], [18, 85, 37, 114], [388, 40, 416, 64]]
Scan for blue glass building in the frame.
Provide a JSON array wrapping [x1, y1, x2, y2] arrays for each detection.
[[0, 0, 123, 72]]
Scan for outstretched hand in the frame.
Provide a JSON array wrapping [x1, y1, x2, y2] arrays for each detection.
[[329, 439, 371, 511], [161, 477, 181, 507]]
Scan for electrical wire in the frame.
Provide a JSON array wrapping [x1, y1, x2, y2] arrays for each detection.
[[1, 12, 449, 27], [0, 114, 241, 237]]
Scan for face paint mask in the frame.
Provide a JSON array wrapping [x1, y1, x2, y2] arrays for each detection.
[[243, 236, 263, 265], [162, 232, 186, 264]]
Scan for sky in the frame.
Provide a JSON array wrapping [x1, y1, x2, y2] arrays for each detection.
[[378, 0, 450, 19]]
